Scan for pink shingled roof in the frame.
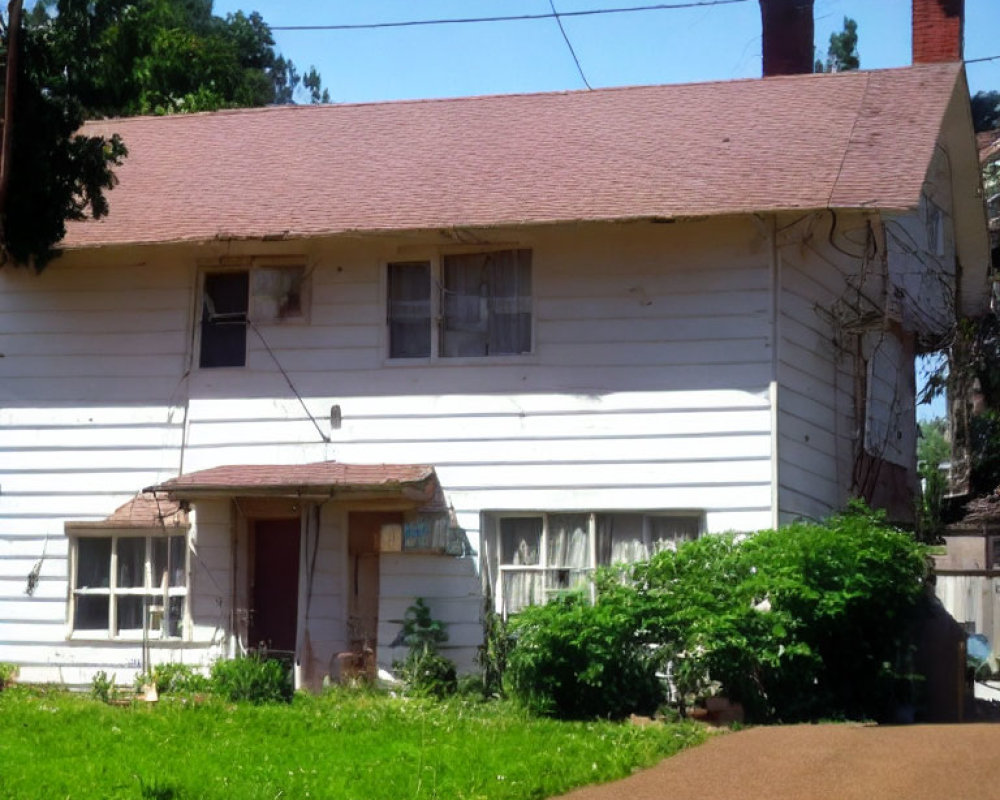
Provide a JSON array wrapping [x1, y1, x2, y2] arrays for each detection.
[[151, 462, 435, 493], [66, 492, 187, 529], [64, 63, 962, 249]]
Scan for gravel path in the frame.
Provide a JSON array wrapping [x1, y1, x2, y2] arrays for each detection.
[[556, 723, 1000, 800]]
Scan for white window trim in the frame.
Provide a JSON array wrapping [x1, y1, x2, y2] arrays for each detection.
[[489, 510, 703, 617], [383, 248, 536, 363], [68, 529, 190, 642]]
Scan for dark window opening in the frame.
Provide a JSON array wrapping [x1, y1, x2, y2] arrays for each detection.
[[200, 271, 249, 368]]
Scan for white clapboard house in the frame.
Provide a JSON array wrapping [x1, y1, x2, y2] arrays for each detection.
[[0, 52, 989, 688]]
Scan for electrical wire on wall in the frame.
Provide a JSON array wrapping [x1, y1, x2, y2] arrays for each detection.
[[245, 318, 331, 445]]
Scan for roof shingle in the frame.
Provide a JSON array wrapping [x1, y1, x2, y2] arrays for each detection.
[[66, 63, 963, 249]]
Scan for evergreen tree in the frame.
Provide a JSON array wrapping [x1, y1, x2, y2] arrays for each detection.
[[815, 17, 859, 73]]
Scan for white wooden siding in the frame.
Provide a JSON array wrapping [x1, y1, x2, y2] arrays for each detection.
[[775, 214, 871, 523], [0, 220, 777, 682]]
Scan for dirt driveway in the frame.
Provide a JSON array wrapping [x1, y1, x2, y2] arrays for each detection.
[[557, 723, 1000, 800]]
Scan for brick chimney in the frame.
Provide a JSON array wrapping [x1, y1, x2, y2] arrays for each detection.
[[912, 0, 964, 64], [759, 0, 815, 76]]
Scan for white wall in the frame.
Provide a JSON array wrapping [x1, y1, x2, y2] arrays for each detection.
[[0, 218, 778, 682]]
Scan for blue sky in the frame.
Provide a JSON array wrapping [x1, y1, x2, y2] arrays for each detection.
[[211, 0, 997, 421], [212, 0, 1000, 101]]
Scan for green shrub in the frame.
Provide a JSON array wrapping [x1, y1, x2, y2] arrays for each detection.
[[135, 662, 210, 695], [626, 503, 928, 722], [505, 504, 927, 723], [395, 598, 458, 698], [505, 592, 665, 719], [90, 670, 115, 703], [210, 655, 292, 704], [0, 662, 18, 689]]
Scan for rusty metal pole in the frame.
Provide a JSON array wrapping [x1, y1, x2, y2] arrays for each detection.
[[0, 0, 24, 228]]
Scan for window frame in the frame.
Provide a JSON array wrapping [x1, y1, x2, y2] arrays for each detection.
[[195, 258, 311, 370], [487, 510, 703, 617], [68, 530, 190, 641], [385, 248, 535, 363]]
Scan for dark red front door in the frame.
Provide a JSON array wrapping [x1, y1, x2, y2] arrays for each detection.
[[250, 518, 300, 652]]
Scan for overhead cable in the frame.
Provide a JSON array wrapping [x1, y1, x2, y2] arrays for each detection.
[[549, 0, 592, 90], [270, 0, 749, 32]]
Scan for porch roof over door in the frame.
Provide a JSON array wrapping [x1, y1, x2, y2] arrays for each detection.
[[145, 461, 444, 508]]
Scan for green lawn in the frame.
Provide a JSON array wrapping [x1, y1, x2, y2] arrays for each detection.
[[0, 686, 705, 800]]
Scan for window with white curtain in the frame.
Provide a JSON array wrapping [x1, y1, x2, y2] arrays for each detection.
[[386, 249, 532, 359], [489, 511, 701, 615]]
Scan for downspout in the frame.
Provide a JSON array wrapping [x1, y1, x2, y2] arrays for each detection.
[[768, 215, 781, 529]]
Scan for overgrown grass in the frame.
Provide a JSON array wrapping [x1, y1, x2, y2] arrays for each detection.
[[0, 686, 705, 799]]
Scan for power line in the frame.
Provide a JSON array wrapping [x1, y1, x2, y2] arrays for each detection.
[[549, 0, 592, 90], [966, 55, 1000, 65], [270, 0, 749, 32]]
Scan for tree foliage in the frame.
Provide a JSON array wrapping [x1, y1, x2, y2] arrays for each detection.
[[918, 417, 949, 539], [971, 91, 1000, 134], [1, 0, 329, 268], [815, 16, 859, 73]]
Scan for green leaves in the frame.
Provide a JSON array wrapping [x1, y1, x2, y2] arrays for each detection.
[[505, 505, 927, 723], [0, 0, 330, 268]]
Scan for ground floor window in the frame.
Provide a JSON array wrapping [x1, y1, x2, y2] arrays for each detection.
[[71, 534, 187, 639], [486, 511, 701, 616]]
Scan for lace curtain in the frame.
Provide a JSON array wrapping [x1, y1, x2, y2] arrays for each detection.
[[500, 514, 590, 614], [597, 514, 699, 565]]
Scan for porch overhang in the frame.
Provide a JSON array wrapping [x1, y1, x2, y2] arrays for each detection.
[[143, 461, 445, 510]]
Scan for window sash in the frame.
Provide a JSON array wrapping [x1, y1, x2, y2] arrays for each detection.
[[386, 250, 532, 360], [200, 271, 249, 368], [493, 511, 701, 616], [72, 534, 187, 639]]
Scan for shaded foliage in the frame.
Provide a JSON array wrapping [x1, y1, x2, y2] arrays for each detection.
[[972, 90, 1000, 134], [1, 0, 329, 268], [918, 417, 949, 540], [3, 6, 127, 268]]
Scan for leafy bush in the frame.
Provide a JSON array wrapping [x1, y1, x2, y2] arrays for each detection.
[[625, 504, 928, 722], [210, 655, 292, 704], [0, 662, 18, 689], [479, 600, 513, 698], [395, 598, 458, 698], [505, 504, 928, 723], [506, 592, 665, 719], [91, 670, 116, 704], [135, 663, 210, 695]]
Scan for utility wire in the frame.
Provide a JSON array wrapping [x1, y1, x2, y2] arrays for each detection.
[[246, 318, 331, 444], [549, 0, 592, 90], [270, 0, 748, 31]]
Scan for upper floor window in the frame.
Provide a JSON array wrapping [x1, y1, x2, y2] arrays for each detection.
[[387, 249, 532, 359], [199, 264, 309, 368], [71, 533, 188, 639], [200, 271, 249, 368]]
